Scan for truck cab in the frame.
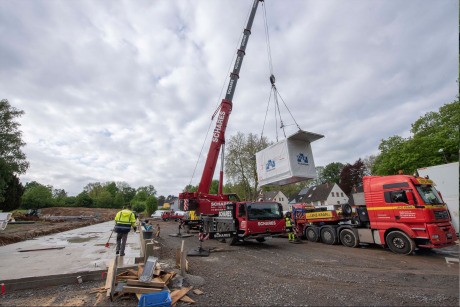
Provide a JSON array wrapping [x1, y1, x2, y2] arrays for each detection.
[[363, 175, 457, 252], [202, 201, 286, 244]]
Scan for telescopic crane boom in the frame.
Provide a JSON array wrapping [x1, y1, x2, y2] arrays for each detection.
[[197, 0, 261, 195]]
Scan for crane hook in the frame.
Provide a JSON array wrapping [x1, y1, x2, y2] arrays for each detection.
[[270, 74, 275, 85]]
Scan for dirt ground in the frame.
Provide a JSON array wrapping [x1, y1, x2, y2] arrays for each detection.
[[1, 218, 458, 306], [0, 207, 120, 245]]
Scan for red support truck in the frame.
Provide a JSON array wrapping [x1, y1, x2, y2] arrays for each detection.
[[293, 175, 457, 254], [178, 0, 287, 245]]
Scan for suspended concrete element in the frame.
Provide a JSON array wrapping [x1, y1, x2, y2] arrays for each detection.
[[256, 130, 324, 187]]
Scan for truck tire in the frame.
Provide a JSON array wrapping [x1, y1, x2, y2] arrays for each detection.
[[305, 227, 319, 242], [386, 231, 415, 255], [256, 238, 265, 243], [339, 229, 359, 248], [320, 227, 338, 245]]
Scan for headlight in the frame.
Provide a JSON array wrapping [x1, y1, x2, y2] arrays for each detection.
[[431, 235, 439, 239]]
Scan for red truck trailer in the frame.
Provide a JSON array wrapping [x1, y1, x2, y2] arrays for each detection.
[[292, 175, 457, 254]]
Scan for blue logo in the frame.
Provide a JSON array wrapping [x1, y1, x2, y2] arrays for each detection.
[[297, 153, 309, 165], [266, 160, 276, 171]]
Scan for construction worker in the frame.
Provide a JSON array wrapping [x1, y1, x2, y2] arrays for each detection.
[[285, 212, 295, 242], [114, 205, 137, 256]]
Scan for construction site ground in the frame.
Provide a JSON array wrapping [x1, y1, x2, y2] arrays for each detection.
[[0, 207, 119, 246], [1, 218, 458, 306]]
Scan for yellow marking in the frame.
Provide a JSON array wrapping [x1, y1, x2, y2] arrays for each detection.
[[416, 178, 434, 185], [305, 211, 333, 219]]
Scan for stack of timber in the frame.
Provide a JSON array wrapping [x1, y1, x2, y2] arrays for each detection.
[[102, 255, 200, 305]]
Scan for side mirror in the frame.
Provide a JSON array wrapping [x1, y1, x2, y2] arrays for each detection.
[[405, 191, 415, 205]]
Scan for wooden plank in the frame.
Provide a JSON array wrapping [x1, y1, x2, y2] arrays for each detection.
[[180, 295, 196, 304], [105, 260, 115, 290], [126, 269, 138, 276], [116, 276, 138, 281], [193, 289, 204, 295], [136, 293, 142, 301], [180, 240, 186, 277], [171, 286, 193, 306], [121, 286, 164, 295], [137, 265, 143, 279], [127, 280, 166, 288], [175, 248, 181, 266], [108, 256, 119, 300]]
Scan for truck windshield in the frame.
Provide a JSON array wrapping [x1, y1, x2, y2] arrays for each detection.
[[416, 185, 443, 205], [247, 203, 283, 220]]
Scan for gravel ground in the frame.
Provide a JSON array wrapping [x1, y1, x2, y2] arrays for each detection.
[[1, 219, 458, 306]]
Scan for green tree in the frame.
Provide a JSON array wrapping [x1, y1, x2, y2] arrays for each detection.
[[322, 162, 344, 184], [183, 185, 198, 192], [0, 174, 24, 212], [0, 100, 29, 202], [113, 192, 125, 208], [373, 100, 459, 175], [52, 188, 67, 207], [145, 196, 158, 216], [225, 132, 272, 201], [209, 180, 219, 195], [117, 182, 136, 204], [106, 182, 118, 198], [137, 185, 157, 197], [94, 190, 113, 208], [75, 191, 93, 207], [21, 184, 53, 209], [24, 181, 41, 192], [0, 99, 29, 174]]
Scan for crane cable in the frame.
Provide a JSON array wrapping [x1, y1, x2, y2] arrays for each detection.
[[188, 2, 254, 187], [260, 0, 301, 145]]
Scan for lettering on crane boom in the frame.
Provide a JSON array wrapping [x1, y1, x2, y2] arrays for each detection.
[[305, 211, 333, 219], [212, 111, 226, 142]]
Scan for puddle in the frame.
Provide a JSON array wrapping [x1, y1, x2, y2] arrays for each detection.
[[67, 236, 98, 243]]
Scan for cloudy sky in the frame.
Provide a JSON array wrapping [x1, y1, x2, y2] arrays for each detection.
[[0, 0, 457, 197]]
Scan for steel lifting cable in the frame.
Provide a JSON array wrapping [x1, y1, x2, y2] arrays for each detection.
[[189, 2, 255, 187]]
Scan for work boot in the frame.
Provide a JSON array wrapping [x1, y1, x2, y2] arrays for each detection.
[[120, 252, 125, 256], [116, 250, 119, 255]]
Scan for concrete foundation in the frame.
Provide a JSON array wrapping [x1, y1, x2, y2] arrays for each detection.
[[0, 221, 141, 290]]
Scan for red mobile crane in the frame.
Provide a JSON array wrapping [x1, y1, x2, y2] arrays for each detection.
[[179, 0, 286, 245]]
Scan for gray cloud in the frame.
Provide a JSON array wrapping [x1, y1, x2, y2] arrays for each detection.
[[0, 0, 456, 196]]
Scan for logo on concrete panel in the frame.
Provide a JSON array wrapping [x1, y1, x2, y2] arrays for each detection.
[[297, 153, 309, 165], [266, 159, 276, 171]]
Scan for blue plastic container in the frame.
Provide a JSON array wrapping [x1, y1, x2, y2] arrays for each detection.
[[138, 291, 172, 307]]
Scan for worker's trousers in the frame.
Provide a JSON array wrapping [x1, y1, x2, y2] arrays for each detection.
[[288, 232, 295, 241], [116, 232, 128, 254]]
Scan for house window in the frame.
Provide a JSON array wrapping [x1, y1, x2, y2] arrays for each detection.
[[337, 201, 340, 204], [341, 192, 344, 197], [331, 192, 335, 197]]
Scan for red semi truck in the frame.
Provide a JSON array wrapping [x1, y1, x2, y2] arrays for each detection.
[[292, 175, 457, 254], [161, 211, 184, 221], [178, 0, 287, 245]]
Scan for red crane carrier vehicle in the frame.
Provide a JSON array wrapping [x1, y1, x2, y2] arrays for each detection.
[[292, 175, 457, 255], [179, 0, 286, 247]]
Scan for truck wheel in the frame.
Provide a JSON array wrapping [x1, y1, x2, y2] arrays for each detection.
[[162, 218, 167, 222], [339, 229, 358, 248], [321, 227, 338, 245], [386, 231, 415, 255], [256, 238, 265, 243], [305, 227, 319, 242]]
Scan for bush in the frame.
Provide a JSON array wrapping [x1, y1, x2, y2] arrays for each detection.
[[132, 202, 146, 214]]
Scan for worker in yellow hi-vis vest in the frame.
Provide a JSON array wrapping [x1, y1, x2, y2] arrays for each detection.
[[114, 205, 137, 256], [285, 212, 295, 242]]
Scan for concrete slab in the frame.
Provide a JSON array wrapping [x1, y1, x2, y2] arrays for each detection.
[[0, 221, 140, 281]]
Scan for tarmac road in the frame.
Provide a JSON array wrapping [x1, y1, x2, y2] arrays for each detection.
[[159, 220, 459, 306]]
